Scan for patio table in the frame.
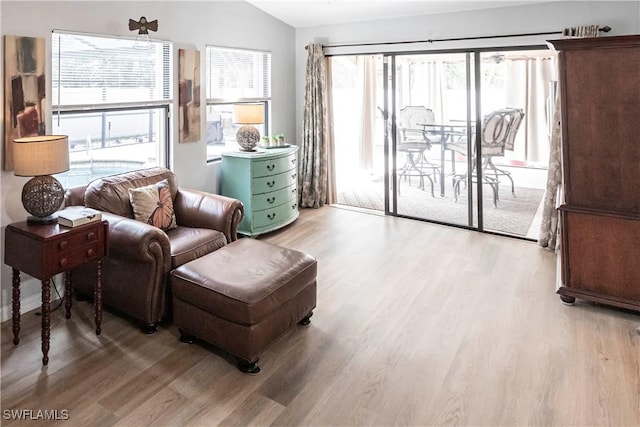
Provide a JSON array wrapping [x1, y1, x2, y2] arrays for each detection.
[[418, 122, 472, 197]]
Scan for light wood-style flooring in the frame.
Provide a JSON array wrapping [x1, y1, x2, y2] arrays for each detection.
[[2, 206, 639, 426]]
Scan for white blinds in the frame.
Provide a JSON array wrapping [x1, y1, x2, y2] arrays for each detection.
[[205, 46, 271, 101], [52, 31, 172, 107]]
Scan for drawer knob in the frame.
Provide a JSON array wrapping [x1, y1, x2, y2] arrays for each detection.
[[291, 173, 297, 180], [267, 213, 276, 220], [267, 164, 275, 171], [267, 197, 276, 204], [58, 240, 68, 250], [86, 248, 95, 257], [267, 180, 275, 188], [86, 232, 96, 241], [292, 204, 297, 210], [291, 158, 297, 164], [292, 188, 297, 194], [59, 258, 68, 268]]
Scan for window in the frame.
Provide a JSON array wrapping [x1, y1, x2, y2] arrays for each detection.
[[205, 46, 271, 161], [51, 31, 172, 187]]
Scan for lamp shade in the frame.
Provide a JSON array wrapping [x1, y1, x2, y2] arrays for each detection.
[[233, 104, 264, 125], [13, 135, 70, 177]]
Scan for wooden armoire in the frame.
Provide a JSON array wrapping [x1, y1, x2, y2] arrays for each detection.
[[550, 35, 640, 311]]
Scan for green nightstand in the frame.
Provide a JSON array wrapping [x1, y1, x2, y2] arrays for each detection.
[[221, 145, 299, 236]]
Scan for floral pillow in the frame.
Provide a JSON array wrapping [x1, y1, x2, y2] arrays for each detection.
[[128, 179, 177, 230]]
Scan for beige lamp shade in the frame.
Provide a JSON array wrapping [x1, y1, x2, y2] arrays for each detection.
[[13, 135, 70, 177], [233, 104, 264, 125]]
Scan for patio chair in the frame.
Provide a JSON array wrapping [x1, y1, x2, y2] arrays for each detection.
[[450, 108, 524, 207], [396, 106, 440, 196]]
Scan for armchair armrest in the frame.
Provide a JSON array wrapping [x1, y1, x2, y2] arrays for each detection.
[[101, 212, 172, 273], [64, 185, 88, 207], [173, 188, 244, 242]]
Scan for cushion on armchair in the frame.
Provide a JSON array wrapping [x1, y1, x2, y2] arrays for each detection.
[[129, 179, 177, 231], [84, 167, 178, 218]]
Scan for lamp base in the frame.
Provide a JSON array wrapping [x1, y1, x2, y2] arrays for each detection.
[[236, 125, 260, 152], [26, 214, 59, 225], [21, 175, 65, 221]]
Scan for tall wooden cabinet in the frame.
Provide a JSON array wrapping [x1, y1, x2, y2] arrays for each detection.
[[550, 35, 640, 311]]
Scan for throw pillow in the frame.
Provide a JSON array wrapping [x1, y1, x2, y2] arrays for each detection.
[[128, 179, 177, 230]]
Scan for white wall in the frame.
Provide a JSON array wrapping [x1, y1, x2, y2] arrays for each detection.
[[0, 1, 295, 320], [294, 0, 640, 139]]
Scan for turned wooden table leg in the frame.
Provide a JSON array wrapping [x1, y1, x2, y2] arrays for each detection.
[[95, 260, 102, 335], [65, 271, 72, 319], [12, 269, 20, 345], [42, 278, 51, 365]]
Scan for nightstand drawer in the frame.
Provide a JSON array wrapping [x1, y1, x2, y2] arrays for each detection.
[[45, 223, 107, 276], [251, 153, 297, 177], [252, 184, 297, 211], [252, 169, 297, 194], [253, 200, 299, 229]]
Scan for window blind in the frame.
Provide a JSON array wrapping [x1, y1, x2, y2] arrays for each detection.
[[52, 31, 172, 107], [205, 46, 271, 100]]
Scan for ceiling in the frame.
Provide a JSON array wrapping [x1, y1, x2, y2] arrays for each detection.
[[246, 1, 550, 28]]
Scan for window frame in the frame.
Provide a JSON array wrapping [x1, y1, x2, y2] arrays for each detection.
[[51, 30, 173, 185], [205, 45, 272, 162]]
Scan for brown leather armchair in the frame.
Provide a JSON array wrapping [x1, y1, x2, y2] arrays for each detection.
[[64, 167, 244, 333]]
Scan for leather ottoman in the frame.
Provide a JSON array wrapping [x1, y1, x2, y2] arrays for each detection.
[[170, 238, 317, 373]]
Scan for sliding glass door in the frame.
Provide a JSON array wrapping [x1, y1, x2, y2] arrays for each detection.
[[385, 52, 476, 227], [331, 46, 554, 239], [477, 50, 555, 237]]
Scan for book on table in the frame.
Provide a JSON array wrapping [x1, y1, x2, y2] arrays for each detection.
[[57, 208, 102, 228]]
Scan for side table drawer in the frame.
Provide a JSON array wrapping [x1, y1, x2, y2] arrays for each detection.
[[252, 169, 297, 194], [253, 200, 299, 229], [252, 184, 297, 212], [44, 223, 107, 277], [251, 153, 297, 177]]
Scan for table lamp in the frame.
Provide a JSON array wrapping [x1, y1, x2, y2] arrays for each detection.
[[233, 103, 264, 151], [13, 135, 70, 224]]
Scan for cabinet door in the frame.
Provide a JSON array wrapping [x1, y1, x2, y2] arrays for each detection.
[[561, 209, 640, 306], [561, 42, 640, 213]]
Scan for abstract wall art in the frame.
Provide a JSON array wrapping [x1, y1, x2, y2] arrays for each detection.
[[4, 35, 47, 171], [178, 48, 201, 143]]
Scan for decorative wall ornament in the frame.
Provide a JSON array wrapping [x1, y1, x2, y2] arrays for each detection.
[[3, 35, 46, 171], [128, 16, 158, 35], [178, 48, 201, 143]]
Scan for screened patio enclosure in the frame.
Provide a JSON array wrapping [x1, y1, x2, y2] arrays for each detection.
[[331, 48, 556, 239]]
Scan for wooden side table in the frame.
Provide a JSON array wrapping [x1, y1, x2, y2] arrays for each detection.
[[4, 219, 108, 365]]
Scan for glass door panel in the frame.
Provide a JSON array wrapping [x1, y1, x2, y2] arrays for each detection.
[[478, 49, 555, 237], [388, 52, 475, 227], [331, 55, 386, 212]]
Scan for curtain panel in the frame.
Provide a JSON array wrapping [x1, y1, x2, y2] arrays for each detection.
[[538, 25, 599, 251], [299, 43, 336, 208], [538, 95, 562, 250]]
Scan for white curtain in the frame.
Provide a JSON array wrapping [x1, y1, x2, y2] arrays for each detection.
[[424, 61, 445, 123], [358, 56, 376, 170], [504, 56, 556, 164], [409, 60, 445, 123]]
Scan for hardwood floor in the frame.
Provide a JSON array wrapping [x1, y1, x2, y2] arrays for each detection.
[[2, 206, 639, 426]]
